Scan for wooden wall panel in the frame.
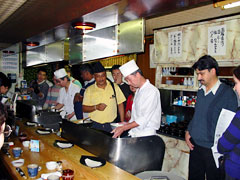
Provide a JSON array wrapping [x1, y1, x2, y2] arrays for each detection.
[[137, 35, 156, 85]]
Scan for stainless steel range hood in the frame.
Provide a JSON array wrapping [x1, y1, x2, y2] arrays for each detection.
[[24, 18, 144, 66], [69, 18, 144, 64], [26, 40, 66, 67]]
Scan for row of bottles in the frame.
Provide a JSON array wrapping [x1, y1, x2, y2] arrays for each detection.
[[173, 95, 197, 107], [183, 77, 194, 86], [162, 67, 177, 76]]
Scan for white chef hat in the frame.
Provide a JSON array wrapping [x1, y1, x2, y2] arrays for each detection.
[[54, 68, 67, 79], [119, 60, 139, 77]]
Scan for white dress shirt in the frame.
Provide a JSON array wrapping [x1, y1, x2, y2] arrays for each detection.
[[57, 82, 80, 120], [128, 80, 162, 137], [199, 79, 221, 96]]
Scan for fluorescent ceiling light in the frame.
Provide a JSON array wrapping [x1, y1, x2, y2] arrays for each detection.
[[222, 1, 240, 9]]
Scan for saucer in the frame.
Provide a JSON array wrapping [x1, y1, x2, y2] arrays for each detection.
[[11, 159, 24, 167], [80, 155, 106, 168], [110, 123, 124, 129], [54, 140, 73, 149], [36, 128, 52, 135], [25, 122, 37, 126]]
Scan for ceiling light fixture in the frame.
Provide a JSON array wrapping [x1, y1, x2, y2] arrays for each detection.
[[24, 41, 40, 47], [73, 22, 96, 30], [222, 0, 240, 8], [213, 0, 240, 9]]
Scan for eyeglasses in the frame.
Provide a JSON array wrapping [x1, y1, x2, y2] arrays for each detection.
[[1, 125, 12, 137]]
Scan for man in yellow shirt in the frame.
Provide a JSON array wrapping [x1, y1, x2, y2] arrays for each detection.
[[82, 62, 126, 132]]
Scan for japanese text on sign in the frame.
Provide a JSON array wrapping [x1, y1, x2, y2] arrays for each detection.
[[168, 31, 182, 57], [208, 25, 226, 56]]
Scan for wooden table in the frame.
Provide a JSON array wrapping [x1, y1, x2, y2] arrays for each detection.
[[0, 120, 140, 180]]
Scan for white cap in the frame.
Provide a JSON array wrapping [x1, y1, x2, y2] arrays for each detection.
[[54, 68, 67, 79], [119, 60, 139, 77]]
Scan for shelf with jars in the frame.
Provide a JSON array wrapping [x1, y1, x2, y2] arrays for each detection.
[[157, 66, 235, 91], [157, 66, 198, 91]]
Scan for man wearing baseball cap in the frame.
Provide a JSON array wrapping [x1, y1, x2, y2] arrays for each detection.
[[54, 68, 80, 120], [82, 62, 126, 132], [112, 60, 162, 138]]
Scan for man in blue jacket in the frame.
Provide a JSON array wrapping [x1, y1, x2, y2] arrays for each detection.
[[185, 55, 238, 180], [74, 63, 95, 119]]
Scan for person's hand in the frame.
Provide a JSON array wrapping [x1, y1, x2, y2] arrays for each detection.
[[119, 121, 128, 125], [125, 110, 131, 120], [112, 126, 125, 138], [27, 87, 34, 93], [73, 93, 83, 103], [96, 103, 107, 111], [66, 113, 74, 120], [185, 131, 194, 150]]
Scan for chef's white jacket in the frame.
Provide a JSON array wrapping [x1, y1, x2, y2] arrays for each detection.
[[128, 80, 161, 137], [57, 82, 80, 120]]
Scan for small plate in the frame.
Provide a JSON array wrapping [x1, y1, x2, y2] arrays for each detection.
[[54, 140, 74, 149], [80, 155, 106, 168], [110, 123, 124, 128], [36, 128, 52, 135], [41, 172, 62, 180], [11, 159, 24, 167], [72, 119, 92, 124], [25, 122, 37, 126]]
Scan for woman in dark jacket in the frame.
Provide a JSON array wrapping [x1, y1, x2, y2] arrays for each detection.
[[218, 66, 240, 180]]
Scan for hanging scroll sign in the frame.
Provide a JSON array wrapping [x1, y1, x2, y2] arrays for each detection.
[[168, 31, 182, 58], [208, 25, 226, 56]]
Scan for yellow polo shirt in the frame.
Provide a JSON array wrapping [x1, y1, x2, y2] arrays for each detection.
[[83, 81, 126, 124]]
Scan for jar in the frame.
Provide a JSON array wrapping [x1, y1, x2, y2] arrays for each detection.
[[62, 169, 74, 180]]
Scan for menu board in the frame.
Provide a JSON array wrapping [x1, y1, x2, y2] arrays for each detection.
[[1, 51, 19, 72], [208, 25, 226, 56], [168, 31, 182, 58]]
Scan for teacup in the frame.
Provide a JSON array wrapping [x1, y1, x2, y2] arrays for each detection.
[[12, 147, 22, 158], [27, 164, 40, 178], [46, 161, 58, 170], [62, 169, 74, 180], [22, 140, 30, 148], [47, 174, 60, 180]]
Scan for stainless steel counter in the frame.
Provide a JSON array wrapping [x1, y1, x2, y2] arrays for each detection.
[[61, 119, 165, 174]]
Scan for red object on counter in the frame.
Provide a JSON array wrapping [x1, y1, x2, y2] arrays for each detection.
[[62, 169, 74, 180]]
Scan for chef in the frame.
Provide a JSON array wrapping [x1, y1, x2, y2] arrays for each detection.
[[112, 60, 161, 138], [54, 68, 80, 121]]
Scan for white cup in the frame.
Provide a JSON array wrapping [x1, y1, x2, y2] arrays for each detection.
[[46, 161, 58, 170], [47, 174, 60, 180], [1, 97, 8, 104], [22, 140, 30, 148]]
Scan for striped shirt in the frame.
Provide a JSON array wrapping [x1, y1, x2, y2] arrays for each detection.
[[218, 109, 240, 179], [43, 85, 61, 109]]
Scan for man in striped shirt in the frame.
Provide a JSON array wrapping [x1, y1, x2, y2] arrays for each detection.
[[43, 75, 61, 109]]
